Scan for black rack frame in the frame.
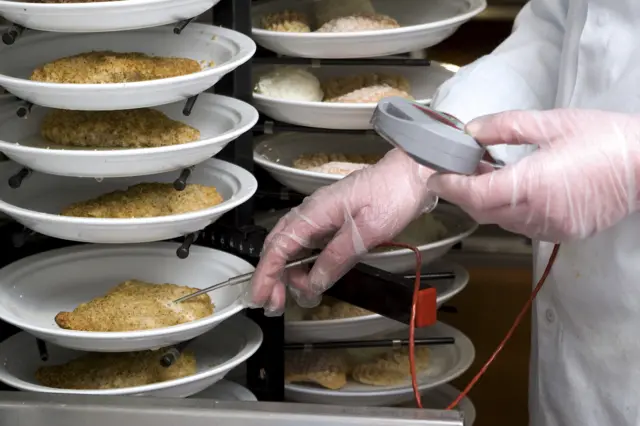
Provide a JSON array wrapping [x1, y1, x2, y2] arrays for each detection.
[[0, 0, 451, 401]]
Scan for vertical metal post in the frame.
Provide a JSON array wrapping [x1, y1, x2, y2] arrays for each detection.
[[213, 0, 285, 402]]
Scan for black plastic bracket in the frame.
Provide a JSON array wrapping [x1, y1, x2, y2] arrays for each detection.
[[36, 339, 48, 362], [16, 101, 33, 119], [173, 167, 194, 191], [8, 167, 31, 189], [176, 231, 200, 259], [182, 95, 199, 116], [173, 17, 196, 35], [1, 24, 25, 46]]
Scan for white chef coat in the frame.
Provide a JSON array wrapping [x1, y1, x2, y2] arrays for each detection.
[[431, 1, 640, 425]]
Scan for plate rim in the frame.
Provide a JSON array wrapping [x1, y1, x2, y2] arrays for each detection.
[[0, 0, 211, 11], [251, 0, 487, 39], [0, 94, 259, 158], [251, 62, 454, 109], [284, 321, 475, 396], [0, 315, 263, 395], [0, 24, 256, 90], [0, 243, 252, 339], [0, 157, 258, 226], [285, 259, 469, 328]]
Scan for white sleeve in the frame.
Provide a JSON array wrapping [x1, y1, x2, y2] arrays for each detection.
[[431, 0, 567, 164]]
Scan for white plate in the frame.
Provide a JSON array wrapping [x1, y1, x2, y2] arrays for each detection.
[[251, 0, 485, 59], [189, 379, 258, 401], [0, 315, 263, 397], [252, 63, 453, 130], [0, 243, 255, 352], [285, 321, 474, 406], [0, 158, 257, 244], [0, 94, 259, 178], [284, 260, 470, 343], [254, 132, 390, 196], [399, 384, 476, 426], [0, 0, 217, 33], [256, 204, 478, 274], [0, 24, 256, 110]]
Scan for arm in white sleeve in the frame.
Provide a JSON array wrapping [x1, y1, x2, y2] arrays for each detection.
[[432, 0, 567, 164]]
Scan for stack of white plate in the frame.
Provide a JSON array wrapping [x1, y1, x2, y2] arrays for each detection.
[[0, 1, 263, 401], [248, 0, 483, 416], [0, 243, 263, 396], [249, 0, 485, 130]]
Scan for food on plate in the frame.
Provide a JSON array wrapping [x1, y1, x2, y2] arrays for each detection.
[[285, 350, 350, 390], [316, 14, 400, 32], [35, 350, 196, 389], [261, 10, 311, 32], [327, 85, 413, 103], [25, 0, 119, 3], [60, 183, 223, 218], [30, 51, 202, 84], [333, 85, 413, 103], [284, 346, 431, 389], [55, 279, 213, 332], [24, 0, 118, 3], [292, 152, 383, 176], [322, 73, 412, 103], [41, 109, 200, 149], [254, 67, 323, 102], [351, 347, 430, 386], [286, 296, 372, 321], [313, 0, 377, 27], [307, 161, 371, 175]]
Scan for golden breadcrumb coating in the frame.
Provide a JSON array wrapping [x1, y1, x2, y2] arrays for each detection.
[[60, 183, 224, 218], [285, 350, 350, 390], [316, 13, 400, 32], [41, 109, 200, 149], [351, 347, 430, 386], [326, 85, 414, 103], [261, 10, 311, 32], [293, 153, 382, 170], [30, 51, 202, 84], [322, 73, 411, 100], [25, 0, 119, 3], [36, 350, 196, 390], [55, 279, 213, 332]]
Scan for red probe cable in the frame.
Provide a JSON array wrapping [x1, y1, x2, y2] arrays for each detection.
[[379, 241, 425, 408], [445, 243, 560, 409], [381, 241, 561, 410]]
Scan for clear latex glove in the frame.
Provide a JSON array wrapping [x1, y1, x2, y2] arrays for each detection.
[[249, 149, 438, 315], [427, 109, 640, 242]]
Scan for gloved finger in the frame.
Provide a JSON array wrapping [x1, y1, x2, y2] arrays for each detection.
[[285, 263, 322, 308], [251, 193, 351, 306], [427, 165, 527, 212], [250, 234, 300, 307], [306, 213, 371, 295], [263, 280, 286, 317], [466, 109, 569, 147]]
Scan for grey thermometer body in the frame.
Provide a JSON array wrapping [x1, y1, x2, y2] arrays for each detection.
[[371, 97, 486, 175]]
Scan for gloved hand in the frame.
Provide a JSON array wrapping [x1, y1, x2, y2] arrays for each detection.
[[250, 149, 438, 315], [427, 109, 640, 242]]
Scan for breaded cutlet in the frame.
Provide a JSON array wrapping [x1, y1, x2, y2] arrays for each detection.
[[41, 109, 200, 149], [26, 0, 119, 3], [60, 183, 224, 218], [35, 350, 196, 390], [30, 51, 203, 84], [55, 279, 213, 332]]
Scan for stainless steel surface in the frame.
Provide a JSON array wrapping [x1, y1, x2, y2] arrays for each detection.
[[0, 392, 463, 426], [173, 254, 320, 303]]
